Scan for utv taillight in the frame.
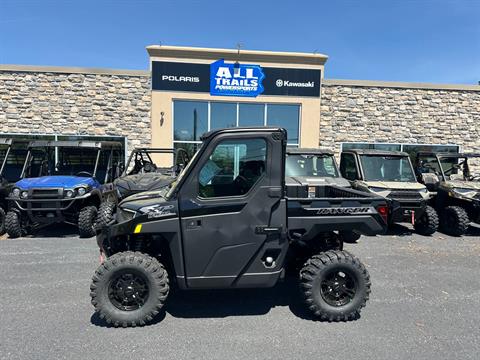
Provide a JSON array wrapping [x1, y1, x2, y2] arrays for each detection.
[[377, 205, 389, 224]]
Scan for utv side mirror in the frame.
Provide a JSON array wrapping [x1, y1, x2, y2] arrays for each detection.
[[422, 173, 440, 191]]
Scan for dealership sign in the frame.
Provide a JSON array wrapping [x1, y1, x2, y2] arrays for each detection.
[[210, 59, 265, 97], [152, 60, 321, 97]]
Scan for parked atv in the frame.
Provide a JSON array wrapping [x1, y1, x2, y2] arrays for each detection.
[[95, 148, 189, 229], [6, 140, 123, 238], [414, 152, 480, 236], [91, 127, 389, 327], [286, 148, 360, 242], [340, 149, 439, 235], [0, 138, 28, 235]]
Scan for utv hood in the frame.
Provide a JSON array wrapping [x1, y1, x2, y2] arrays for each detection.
[[15, 176, 97, 189], [286, 176, 351, 188], [443, 180, 480, 191], [362, 181, 426, 190], [115, 173, 175, 194]]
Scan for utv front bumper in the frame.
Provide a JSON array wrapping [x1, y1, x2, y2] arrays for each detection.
[[7, 191, 93, 224], [388, 199, 427, 223]]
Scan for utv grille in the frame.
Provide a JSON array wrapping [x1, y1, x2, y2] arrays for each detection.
[[387, 190, 423, 201], [31, 188, 62, 199]]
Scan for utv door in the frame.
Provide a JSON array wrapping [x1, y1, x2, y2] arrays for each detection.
[[178, 130, 287, 289]]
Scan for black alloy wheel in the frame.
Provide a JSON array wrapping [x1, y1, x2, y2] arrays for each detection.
[[108, 270, 150, 311], [320, 270, 357, 307]]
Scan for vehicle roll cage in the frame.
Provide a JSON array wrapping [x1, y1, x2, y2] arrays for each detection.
[[123, 147, 190, 176], [0, 138, 13, 176], [415, 152, 480, 181], [20, 140, 123, 182]]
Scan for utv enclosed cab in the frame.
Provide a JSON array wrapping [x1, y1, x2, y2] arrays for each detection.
[[91, 127, 390, 327], [6, 140, 123, 238], [415, 152, 480, 235], [340, 149, 438, 235]]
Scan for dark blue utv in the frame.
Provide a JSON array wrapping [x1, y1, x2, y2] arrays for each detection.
[[6, 140, 124, 238]]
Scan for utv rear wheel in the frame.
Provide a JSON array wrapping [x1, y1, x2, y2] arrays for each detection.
[[95, 201, 116, 230], [78, 206, 97, 238], [339, 231, 361, 243], [300, 250, 371, 321], [414, 205, 439, 236], [0, 207, 5, 235], [5, 211, 24, 238], [441, 206, 469, 236], [90, 251, 169, 327]]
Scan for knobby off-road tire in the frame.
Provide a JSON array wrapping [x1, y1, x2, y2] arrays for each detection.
[[441, 206, 470, 236], [90, 251, 169, 327], [5, 211, 24, 238], [339, 230, 361, 243], [0, 207, 6, 235], [414, 205, 439, 236], [78, 206, 98, 238], [300, 250, 371, 321], [95, 201, 116, 231]]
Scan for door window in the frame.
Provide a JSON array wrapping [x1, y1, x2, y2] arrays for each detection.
[[198, 138, 267, 198], [340, 153, 359, 180]]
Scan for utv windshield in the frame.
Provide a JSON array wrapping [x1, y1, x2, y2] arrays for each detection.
[[286, 154, 339, 177], [25, 147, 99, 178], [360, 155, 416, 182]]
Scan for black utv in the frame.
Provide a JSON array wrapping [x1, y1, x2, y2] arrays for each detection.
[[90, 127, 389, 327], [6, 140, 123, 238], [0, 138, 28, 234], [95, 148, 189, 229], [415, 152, 480, 236]]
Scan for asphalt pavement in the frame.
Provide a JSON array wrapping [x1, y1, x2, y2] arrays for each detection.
[[1, 224, 479, 360]]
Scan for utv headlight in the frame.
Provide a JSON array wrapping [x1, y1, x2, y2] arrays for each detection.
[[452, 188, 477, 198], [20, 191, 28, 199], [11, 188, 20, 198], [65, 190, 74, 198], [77, 187, 87, 196], [418, 188, 429, 194]]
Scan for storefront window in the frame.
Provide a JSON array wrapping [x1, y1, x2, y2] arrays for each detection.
[[173, 101, 208, 141], [267, 104, 299, 144], [238, 103, 264, 127], [210, 102, 237, 130]]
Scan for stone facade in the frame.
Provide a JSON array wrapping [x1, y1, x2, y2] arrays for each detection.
[[0, 68, 151, 149], [320, 83, 480, 157]]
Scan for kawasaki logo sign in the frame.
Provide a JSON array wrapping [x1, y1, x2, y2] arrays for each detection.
[[210, 59, 265, 97], [151, 61, 321, 97]]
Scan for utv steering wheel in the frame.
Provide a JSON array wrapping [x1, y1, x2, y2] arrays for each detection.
[[234, 175, 250, 195], [76, 171, 93, 177]]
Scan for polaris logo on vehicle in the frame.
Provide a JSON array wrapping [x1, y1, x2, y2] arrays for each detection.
[[313, 207, 374, 215], [275, 79, 315, 88], [210, 59, 265, 97], [161, 75, 200, 83]]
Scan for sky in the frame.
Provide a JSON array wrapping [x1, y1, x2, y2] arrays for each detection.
[[0, 0, 479, 84]]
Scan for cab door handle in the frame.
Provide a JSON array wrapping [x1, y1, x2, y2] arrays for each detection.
[[186, 219, 202, 229]]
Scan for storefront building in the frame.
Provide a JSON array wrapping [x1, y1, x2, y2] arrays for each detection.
[[147, 45, 327, 165]]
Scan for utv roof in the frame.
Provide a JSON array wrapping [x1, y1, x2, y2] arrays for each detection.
[[286, 148, 334, 155], [27, 140, 123, 149], [343, 149, 409, 157], [200, 127, 286, 141], [417, 152, 480, 158], [131, 148, 175, 153], [0, 138, 13, 146]]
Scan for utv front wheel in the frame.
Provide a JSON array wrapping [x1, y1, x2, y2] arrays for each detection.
[[300, 250, 371, 321], [441, 206, 469, 236], [414, 205, 439, 236], [78, 206, 97, 238], [90, 251, 169, 327], [5, 211, 25, 238], [95, 201, 116, 230]]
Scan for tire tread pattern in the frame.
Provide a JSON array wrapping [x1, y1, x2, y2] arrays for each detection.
[[300, 250, 371, 321]]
